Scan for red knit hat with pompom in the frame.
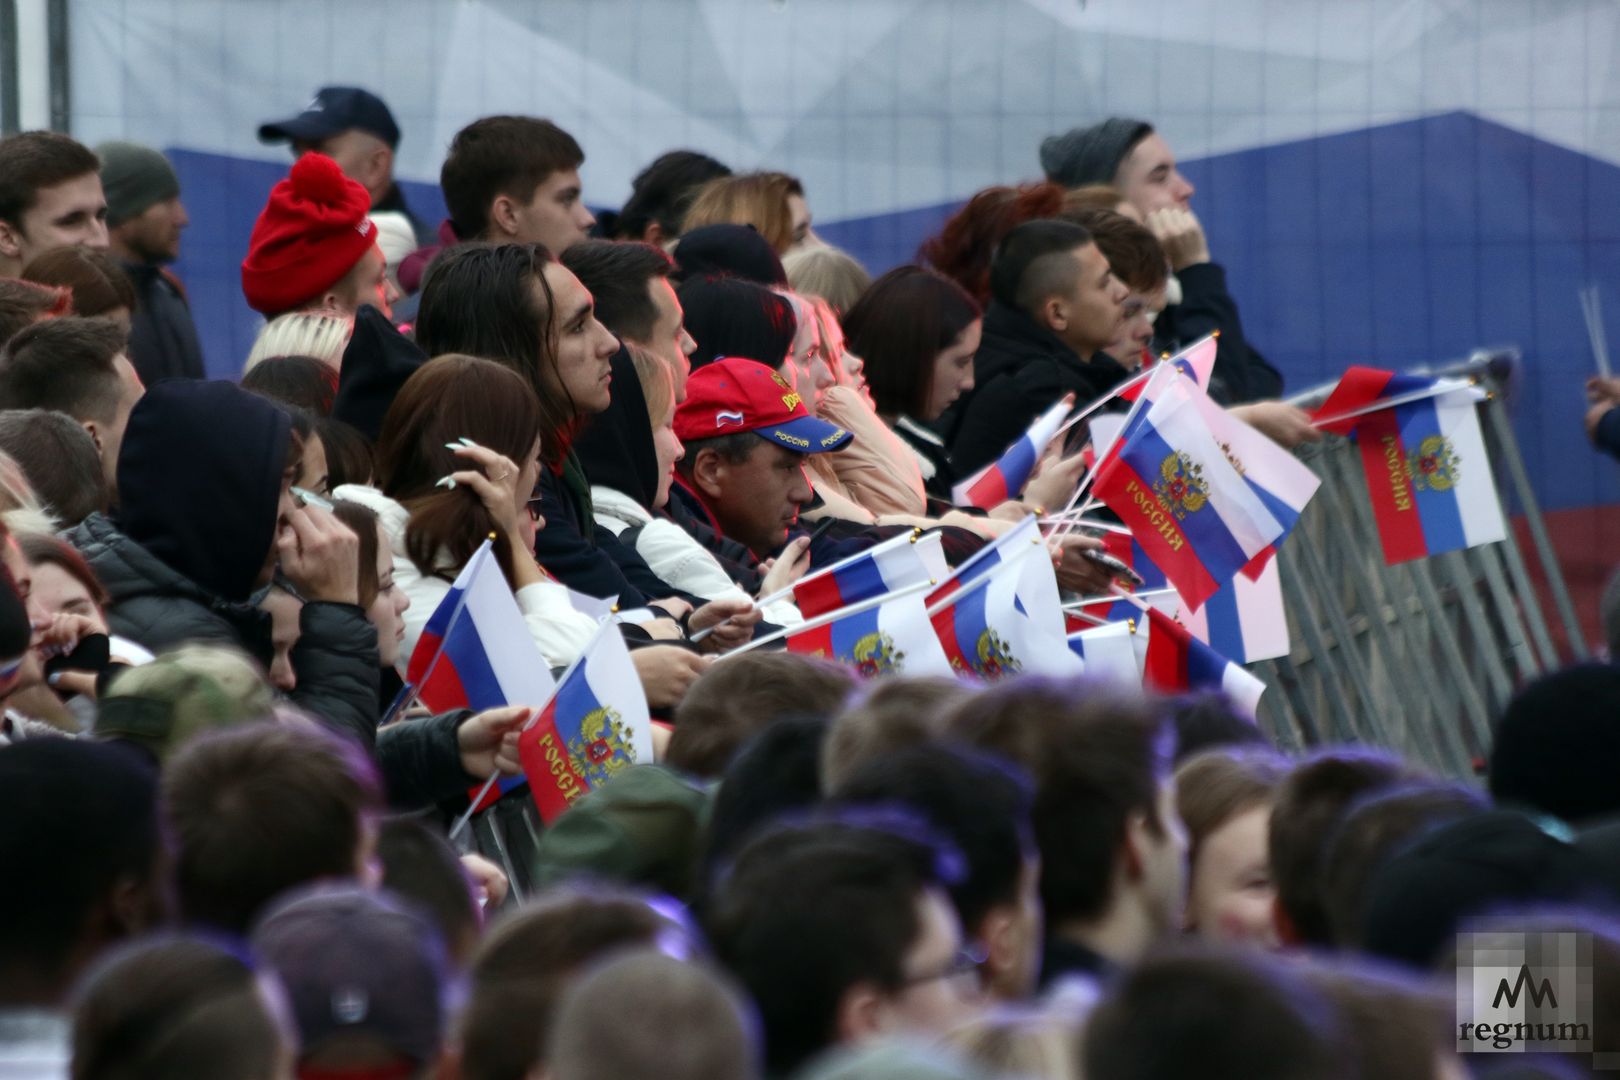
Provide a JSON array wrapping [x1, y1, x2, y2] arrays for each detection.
[[241, 153, 378, 315]]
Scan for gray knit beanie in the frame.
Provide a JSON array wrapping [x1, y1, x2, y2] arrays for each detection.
[[1039, 117, 1154, 188], [96, 141, 180, 227]]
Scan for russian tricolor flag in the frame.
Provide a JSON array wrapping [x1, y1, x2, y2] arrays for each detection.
[[792, 530, 947, 619], [1092, 377, 1289, 612], [1067, 619, 1144, 688], [1314, 371, 1506, 565], [952, 398, 1072, 509], [1172, 557, 1290, 664], [517, 620, 653, 823], [405, 541, 559, 812], [929, 548, 1081, 680], [1142, 607, 1266, 718], [785, 587, 953, 678], [926, 514, 1046, 609]]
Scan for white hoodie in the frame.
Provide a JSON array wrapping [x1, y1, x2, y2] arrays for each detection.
[[333, 484, 599, 671], [591, 486, 803, 627]]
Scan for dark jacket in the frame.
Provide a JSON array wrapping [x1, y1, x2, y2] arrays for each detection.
[[941, 301, 1132, 478], [894, 415, 959, 504], [1154, 261, 1283, 405], [121, 261, 206, 382], [1596, 408, 1620, 461], [69, 511, 380, 748]]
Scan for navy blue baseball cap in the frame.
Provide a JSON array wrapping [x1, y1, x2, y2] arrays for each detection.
[[259, 86, 402, 149]]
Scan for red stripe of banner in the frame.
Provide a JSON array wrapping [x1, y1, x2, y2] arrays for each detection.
[[1355, 408, 1428, 563], [792, 572, 847, 620], [785, 620, 836, 660], [519, 706, 592, 824], [1142, 608, 1190, 692]]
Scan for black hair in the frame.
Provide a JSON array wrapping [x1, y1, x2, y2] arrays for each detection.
[[832, 742, 1034, 935], [699, 716, 830, 891], [704, 815, 957, 1076], [988, 218, 1092, 314], [1490, 661, 1620, 825], [0, 739, 161, 996], [377, 815, 481, 961], [616, 149, 732, 242], [1168, 690, 1271, 764], [676, 274, 796, 372], [560, 240, 673, 343], [842, 265, 982, 419], [0, 130, 101, 226], [440, 116, 583, 241]]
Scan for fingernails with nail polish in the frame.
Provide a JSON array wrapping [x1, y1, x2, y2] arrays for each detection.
[[435, 476, 457, 490]]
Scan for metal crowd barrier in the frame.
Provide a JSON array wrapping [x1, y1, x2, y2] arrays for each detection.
[[1251, 349, 1587, 777]]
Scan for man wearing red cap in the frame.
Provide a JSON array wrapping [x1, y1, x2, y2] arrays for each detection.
[[240, 152, 399, 321], [673, 356, 853, 557]]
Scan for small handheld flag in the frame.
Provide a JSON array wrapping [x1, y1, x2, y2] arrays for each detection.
[[952, 398, 1072, 509]]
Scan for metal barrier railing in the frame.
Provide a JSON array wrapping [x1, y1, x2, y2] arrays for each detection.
[[1252, 350, 1587, 776]]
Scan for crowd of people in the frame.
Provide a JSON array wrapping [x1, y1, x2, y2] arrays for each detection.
[[0, 84, 1618, 1080]]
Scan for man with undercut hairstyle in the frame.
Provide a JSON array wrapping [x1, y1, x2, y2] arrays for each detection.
[[1040, 117, 1283, 403], [0, 130, 108, 278], [940, 218, 1129, 477]]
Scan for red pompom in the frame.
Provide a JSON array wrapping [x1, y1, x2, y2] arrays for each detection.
[[288, 152, 352, 206]]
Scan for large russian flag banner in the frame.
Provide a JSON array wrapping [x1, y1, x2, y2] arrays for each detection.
[[792, 530, 947, 619], [929, 550, 1081, 680], [1142, 607, 1266, 718], [952, 397, 1071, 509], [1092, 380, 1287, 612], [785, 587, 953, 678], [405, 541, 559, 812], [1351, 387, 1506, 564], [517, 621, 653, 823]]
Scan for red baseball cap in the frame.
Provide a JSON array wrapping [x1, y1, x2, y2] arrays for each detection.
[[674, 357, 853, 454]]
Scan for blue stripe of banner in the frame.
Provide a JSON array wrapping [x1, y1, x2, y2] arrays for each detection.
[[1185, 636, 1233, 690], [835, 556, 889, 608], [1120, 420, 1254, 583], [955, 547, 1003, 590], [441, 615, 507, 711], [422, 583, 464, 638], [1396, 399, 1468, 555], [1247, 478, 1300, 533], [1202, 584, 1246, 662]]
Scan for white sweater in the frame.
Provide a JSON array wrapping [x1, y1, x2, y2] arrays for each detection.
[[332, 484, 600, 671], [591, 486, 803, 627]]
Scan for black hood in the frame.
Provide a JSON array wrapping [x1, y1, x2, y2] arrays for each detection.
[[574, 345, 661, 509], [332, 305, 428, 442], [115, 380, 291, 604]]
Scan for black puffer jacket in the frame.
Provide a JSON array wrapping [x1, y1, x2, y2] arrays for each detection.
[[69, 511, 379, 751]]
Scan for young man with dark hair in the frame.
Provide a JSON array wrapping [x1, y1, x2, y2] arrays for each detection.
[[819, 677, 976, 792], [163, 721, 384, 935], [1267, 748, 1418, 947], [615, 149, 732, 248], [941, 218, 1130, 476], [560, 239, 697, 400], [0, 315, 145, 491], [240, 152, 399, 321], [945, 678, 1184, 983], [672, 356, 853, 557], [0, 408, 107, 525], [0, 277, 67, 346], [831, 743, 1043, 1001], [0, 131, 108, 278], [97, 140, 206, 381], [704, 817, 978, 1076], [439, 115, 595, 253], [0, 739, 167, 1073], [1040, 116, 1283, 402]]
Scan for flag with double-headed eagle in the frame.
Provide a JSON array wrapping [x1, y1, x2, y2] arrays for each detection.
[[1090, 374, 1293, 612], [784, 586, 953, 678], [1313, 367, 1504, 564], [928, 545, 1081, 681], [516, 620, 653, 823]]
